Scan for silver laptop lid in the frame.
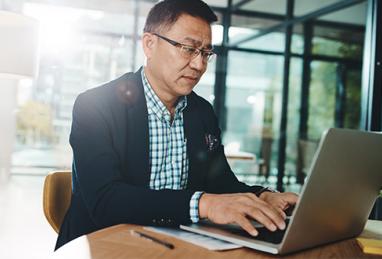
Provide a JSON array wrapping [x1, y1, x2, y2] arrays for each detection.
[[280, 128, 382, 254], [181, 128, 382, 254]]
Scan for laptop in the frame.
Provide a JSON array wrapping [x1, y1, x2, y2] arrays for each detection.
[[181, 128, 382, 254]]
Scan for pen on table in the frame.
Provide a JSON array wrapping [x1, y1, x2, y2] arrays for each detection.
[[130, 229, 175, 249]]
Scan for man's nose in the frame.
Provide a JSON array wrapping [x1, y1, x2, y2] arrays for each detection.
[[189, 52, 206, 71]]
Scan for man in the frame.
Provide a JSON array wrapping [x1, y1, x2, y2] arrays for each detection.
[[56, 0, 298, 250]]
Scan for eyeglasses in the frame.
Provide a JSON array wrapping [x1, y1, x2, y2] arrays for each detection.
[[152, 33, 215, 63]]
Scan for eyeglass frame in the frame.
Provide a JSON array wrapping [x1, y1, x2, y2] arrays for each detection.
[[151, 32, 216, 63]]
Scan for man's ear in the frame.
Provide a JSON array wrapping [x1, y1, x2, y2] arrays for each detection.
[[142, 32, 156, 60]]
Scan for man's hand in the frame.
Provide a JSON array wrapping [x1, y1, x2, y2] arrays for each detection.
[[198, 192, 289, 236], [259, 192, 298, 215]]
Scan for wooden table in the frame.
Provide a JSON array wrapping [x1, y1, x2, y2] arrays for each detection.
[[52, 220, 382, 258]]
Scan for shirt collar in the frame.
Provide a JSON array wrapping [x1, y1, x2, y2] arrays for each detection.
[[141, 68, 187, 119]]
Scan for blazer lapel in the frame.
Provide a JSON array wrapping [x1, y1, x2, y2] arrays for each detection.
[[122, 68, 150, 186], [183, 95, 208, 190]]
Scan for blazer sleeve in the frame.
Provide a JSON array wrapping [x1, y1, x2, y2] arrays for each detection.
[[199, 99, 265, 194], [70, 92, 194, 228]]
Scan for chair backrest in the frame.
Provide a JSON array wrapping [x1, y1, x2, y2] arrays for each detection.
[[43, 171, 72, 233]]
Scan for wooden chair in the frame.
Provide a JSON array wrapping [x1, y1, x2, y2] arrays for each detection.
[[43, 171, 72, 233]]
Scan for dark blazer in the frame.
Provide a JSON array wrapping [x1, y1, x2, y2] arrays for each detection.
[[56, 68, 263, 250]]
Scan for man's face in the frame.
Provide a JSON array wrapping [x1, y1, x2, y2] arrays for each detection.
[[144, 14, 212, 99]]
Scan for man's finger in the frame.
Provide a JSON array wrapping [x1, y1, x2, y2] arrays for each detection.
[[242, 195, 287, 223], [243, 192, 260, 202], [254, 202, 286, 230], [245, 208, 277, 232], [281, 192, 299, 205], [234, 203, 280, 232], [235, 214, 259, 236], [276, 207, 287, 219]]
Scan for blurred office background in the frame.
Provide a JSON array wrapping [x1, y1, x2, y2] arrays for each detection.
[[0, 0, 381, 258]]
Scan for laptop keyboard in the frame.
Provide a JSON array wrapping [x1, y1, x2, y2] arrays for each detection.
[[227, 224, 287, 244], [201, 219, 289, 244]]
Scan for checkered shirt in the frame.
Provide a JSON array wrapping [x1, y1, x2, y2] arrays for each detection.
[[141, 69, 203, 223]]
